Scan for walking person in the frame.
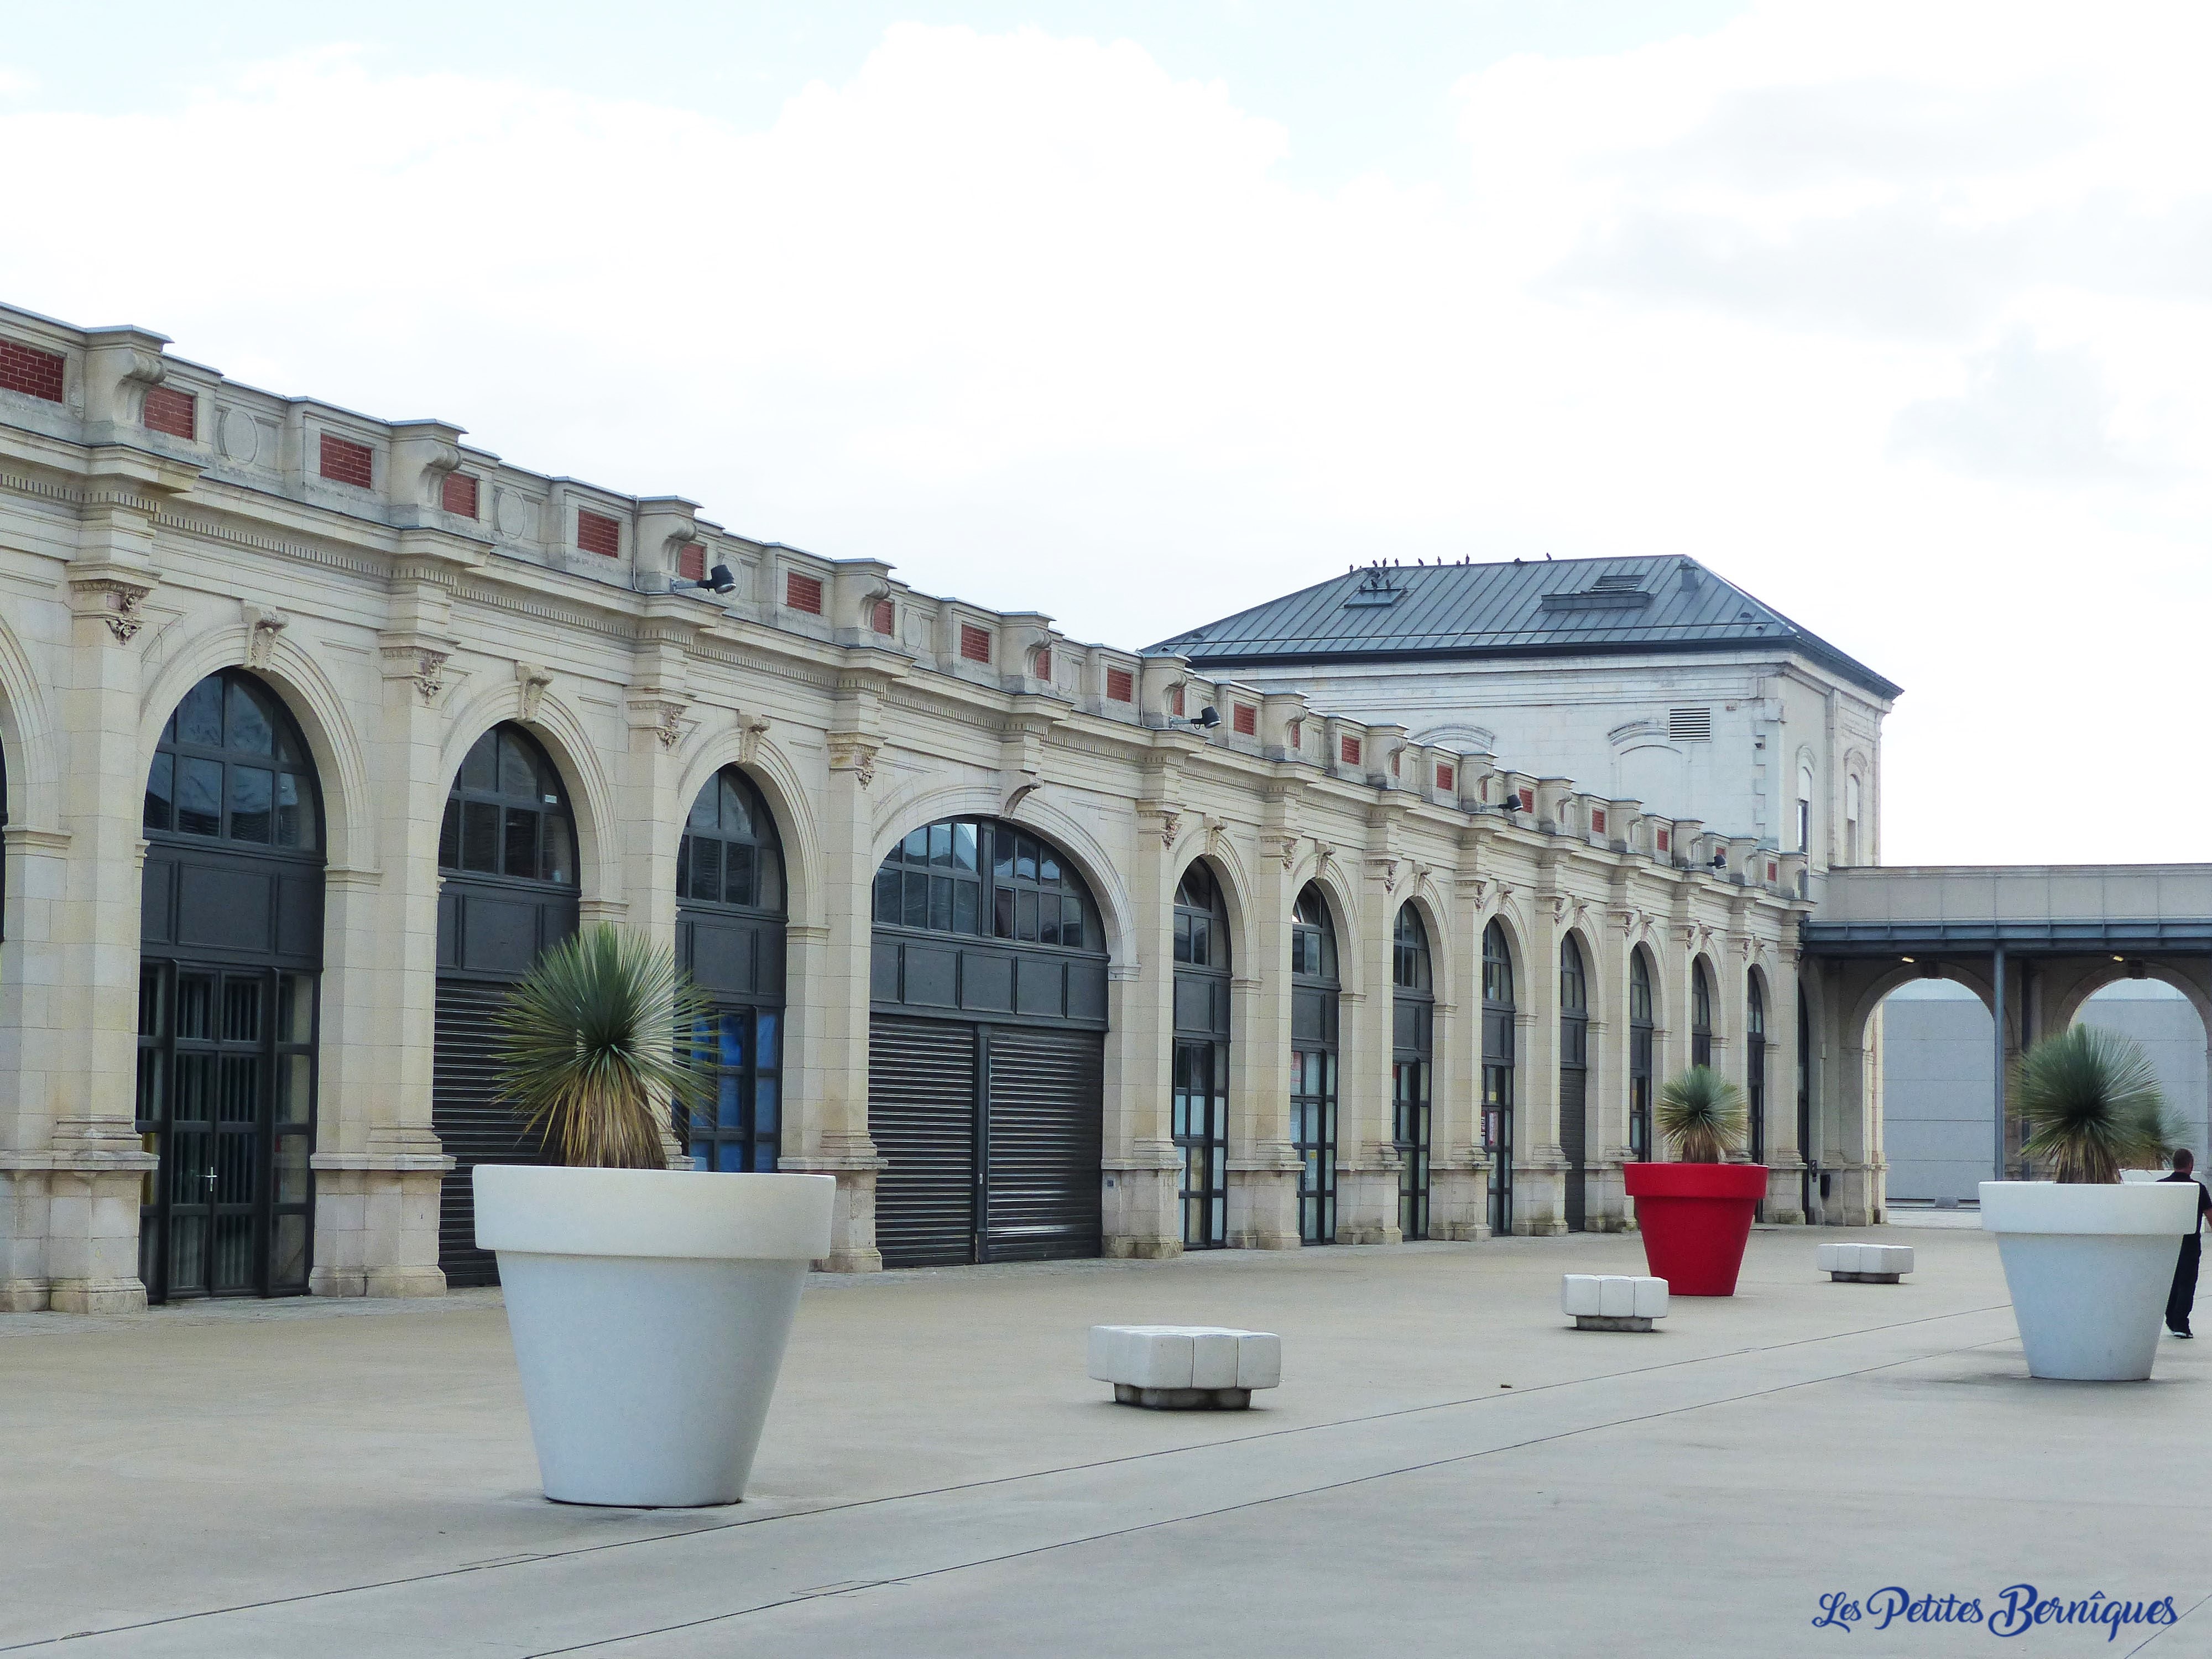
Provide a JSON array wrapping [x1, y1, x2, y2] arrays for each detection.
[[2161, 1149, 2212, 1338]]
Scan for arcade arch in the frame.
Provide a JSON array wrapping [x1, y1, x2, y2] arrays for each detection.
[[866, 815, 1109, 1266], [431, 722, 581, 1287], [135, 669, 325, 1302]]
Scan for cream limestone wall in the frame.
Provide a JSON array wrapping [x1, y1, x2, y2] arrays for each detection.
[[0, 304, 1817, 1308]]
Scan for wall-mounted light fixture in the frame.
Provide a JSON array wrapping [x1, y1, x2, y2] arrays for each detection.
[[673, 562, 737, 596]]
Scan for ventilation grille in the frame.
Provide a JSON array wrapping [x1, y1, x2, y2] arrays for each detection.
[[1668, 707, 1712, 742]]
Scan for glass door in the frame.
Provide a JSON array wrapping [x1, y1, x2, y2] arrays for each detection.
[[1172, 1038, 1227, 1246], [1394, 1059, 1431, 1239]]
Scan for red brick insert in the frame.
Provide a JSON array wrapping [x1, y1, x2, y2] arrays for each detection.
[[442, 472, 480, 519], [786, 571, 824, 614], [319, 432, 374, 489], [576, 509, 621, 557], [143, 384, 196, 439], [0, 339, 65, 403]]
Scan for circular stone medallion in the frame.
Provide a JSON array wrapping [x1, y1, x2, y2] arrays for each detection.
[[218, 408, 259, 465]]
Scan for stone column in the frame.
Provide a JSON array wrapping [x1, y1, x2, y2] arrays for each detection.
[[309, 541, 469, 1298], [778, 660, 901, 1270], [1229, 786, 1302, 1248], [1428, 833, 1492, 1240], [1584, 904, 1631, 1233], [38, 461, 190, 1310], [622, 603, 698, 1171], [1103, 790, 1180, 1258], [1516, 864, 1566, 1235], [0, 821, 71, 1308], [1333, 844, 1402, 1245], [1762, 946, 1808, 1224]]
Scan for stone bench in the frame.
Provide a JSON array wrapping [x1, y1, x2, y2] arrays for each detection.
[[1561, 1275, 1668, 1332], [1818, 1242, 1914, 1283], [1087, 1325, 1282, 1409]]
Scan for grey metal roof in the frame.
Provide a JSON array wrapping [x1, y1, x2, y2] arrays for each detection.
[[1147, 555, 1902, 701]]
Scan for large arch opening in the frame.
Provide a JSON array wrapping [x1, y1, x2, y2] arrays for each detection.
[[1291, 883, 1342, 1244], [1481, 919, 1517, 1234], [1392, 903, 1434, 1240], [868, 816, 1109, 1266], [136, 669, 325, 1301], [1558, 933, 1589, 1232], [1872, 974, 1995, 1204], [1172, 859, 1230, 1250], [676, 766, 788, 1174], [2076, 979, 2210, 1163], [1880, 968, 2210, 1204], [432, 723, 580, 1287]]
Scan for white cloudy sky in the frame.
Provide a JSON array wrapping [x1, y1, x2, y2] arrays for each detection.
[[4, 2, 2209, 865]]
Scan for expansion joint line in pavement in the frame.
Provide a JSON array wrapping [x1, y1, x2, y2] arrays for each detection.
[[0, 1300, 2014, 1657], [521, 1319, 2023, 1657]]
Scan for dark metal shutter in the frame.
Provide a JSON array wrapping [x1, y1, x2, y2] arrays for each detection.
[[432, 979, 550, 1287], [869, 1016, 978, 1268], [983, 1026, 1103, 1262], [1559, 1067, 1587, 1232]]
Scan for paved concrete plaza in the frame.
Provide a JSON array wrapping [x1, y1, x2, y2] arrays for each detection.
[[6, 1224, 2211, 1657]]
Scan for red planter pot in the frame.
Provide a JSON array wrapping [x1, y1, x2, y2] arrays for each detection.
[[1623, 1162, 1769, 1296]]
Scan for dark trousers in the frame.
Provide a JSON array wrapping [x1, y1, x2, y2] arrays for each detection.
[[2169, 1234, 2201, 1333]]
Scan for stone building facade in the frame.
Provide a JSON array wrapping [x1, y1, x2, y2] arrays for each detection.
[[1152, 558, 1898, 885], [0, 302, 1819, 1312]]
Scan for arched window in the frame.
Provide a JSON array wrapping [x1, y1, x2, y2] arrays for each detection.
[[1484, 920, 1514, 1006], [1845, 774, 1863, 865], [1172, 862, 1231, 1249], [1560, 936, 1588, 1018], [1629, 950, 1656, 1161], [439, 725, 575, 885], [1747, 972, 1768, 1167], [678, 768, 784, 913], [873, 818, 1094, 948], [1482, 920, 1516, 1234], [144, 670, 321, 850], [1292, 885, 1337, 980], [1393, 905, 1431, 992], [1174, 862, 1229, 970], [1559, 935, 1589, 1230], [1692, 959, 1714, 1068], [1393, 905, 1434, 1239], [677, 768, 787, 1177], [1291, 884, 1340, 1244], [1796, 761, 1816, 855]]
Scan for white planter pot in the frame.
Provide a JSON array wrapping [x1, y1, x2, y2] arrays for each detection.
[[474, 1165, 834, 1506], [1980, 1181, 2197, 1381]]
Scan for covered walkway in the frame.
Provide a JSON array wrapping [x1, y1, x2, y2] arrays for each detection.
[[1803, 865, 2212, 1208]]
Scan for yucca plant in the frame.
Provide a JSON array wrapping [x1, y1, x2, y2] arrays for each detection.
[[2014, 1025, 2173, 1184], [1655, 1065, 1747, 1164], [493, 924, 714, 1170]]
